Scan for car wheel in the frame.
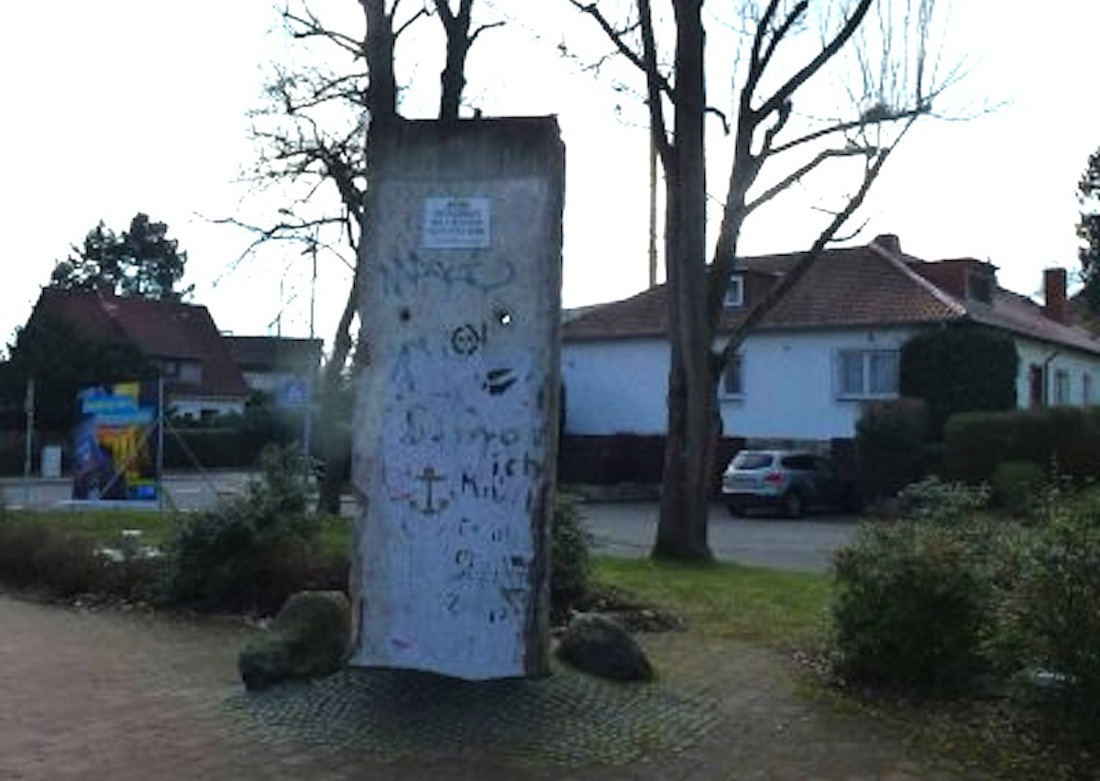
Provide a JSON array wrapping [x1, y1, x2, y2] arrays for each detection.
[[781, 491, 804, 519], [726, 502, 744, 517]]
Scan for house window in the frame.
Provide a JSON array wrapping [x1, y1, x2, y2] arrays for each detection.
[[836, 349, 898, 398], [1029, 365, 1044, 407], [1085, 373, 1093, 407], [1054, 369, 1070, 406], [724, 274, 745, 309], [720, 354, 743, 397]]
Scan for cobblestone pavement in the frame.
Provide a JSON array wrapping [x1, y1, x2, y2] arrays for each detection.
[[0, 594, 992, 781]]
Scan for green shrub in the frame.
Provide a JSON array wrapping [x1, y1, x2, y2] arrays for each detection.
[[945, 407, 1100, 486], [896, 476, 990, 525], [101, 556, 168, 604], [32, 532, 108, 597], [855, 398, 928, 503], [990, 460, 1046, 518], [831, 520, 991, 693], [0, 517, 52, 588], [0, 517, 108, 597], [997, 508, 1100, 749], [160, 444, 324, 614], [900, 324, 1018, 439], [550, 491, 593, 616]]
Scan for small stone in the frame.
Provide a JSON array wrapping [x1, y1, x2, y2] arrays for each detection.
[[555, 613, 654, 682]]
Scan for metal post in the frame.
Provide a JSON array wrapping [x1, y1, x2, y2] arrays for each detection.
[[22, 378, 34, 507], [302, 374, 312, 461], [156, 375, 165, 512]]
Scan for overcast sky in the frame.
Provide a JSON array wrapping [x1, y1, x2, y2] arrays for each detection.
[[2, 1, 1098, 354]]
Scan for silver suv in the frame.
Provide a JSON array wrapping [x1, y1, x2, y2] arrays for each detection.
[[721, 449, 856, 518]]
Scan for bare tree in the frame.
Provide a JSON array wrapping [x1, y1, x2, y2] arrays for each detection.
[[225, 0, 498, 513], [570, 0, 957, 559]]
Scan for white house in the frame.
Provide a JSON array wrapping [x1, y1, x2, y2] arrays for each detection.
[[561, 235, 1100, 447]]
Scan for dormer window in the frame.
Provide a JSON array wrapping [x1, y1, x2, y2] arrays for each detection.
[[724, 274, 745, 309]]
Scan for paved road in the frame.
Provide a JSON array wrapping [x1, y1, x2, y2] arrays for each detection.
[[581, 501, 859, 573], [0, 472, 262, 513], [1, 476, 858, 573]]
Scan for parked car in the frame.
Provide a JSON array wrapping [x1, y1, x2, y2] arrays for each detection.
[[720, 449, 857, 518]]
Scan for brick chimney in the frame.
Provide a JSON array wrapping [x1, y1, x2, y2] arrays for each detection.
[[1043, 267, 1068, 324], [872, 234, 901, 255]]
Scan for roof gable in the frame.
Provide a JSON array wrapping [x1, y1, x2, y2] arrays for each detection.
[[31, 289, 249, 399]]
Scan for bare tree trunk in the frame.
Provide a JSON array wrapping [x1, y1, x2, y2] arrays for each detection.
[[315, 271, 360, 513], [363, 0, 398, 120], [435, 0, 473, 119], [653, 0, 713, 560], [316, 0, 398, 514]]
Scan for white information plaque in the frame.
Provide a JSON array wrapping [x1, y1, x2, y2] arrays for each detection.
[[422, 196, 492, 249]]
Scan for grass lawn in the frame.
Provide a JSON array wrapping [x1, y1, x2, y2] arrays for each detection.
[[5, 507, 355, 553], [6, 508, 178, 547], [7, 509, 829, 649], [593, 556, 832, 647]]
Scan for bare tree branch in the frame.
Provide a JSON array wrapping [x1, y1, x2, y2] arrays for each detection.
[[757, 1, 807, 79], [285, 9, 363, 56], [719, 117, 917, 368], [744, 144, 874, 214], [638, 0, 671, 167], [568, 1, 674, 100], [767, 105, 927, 155], [755, 0, 873, 121], [394, 7, 430, 38], [469, 20, 506, 44]]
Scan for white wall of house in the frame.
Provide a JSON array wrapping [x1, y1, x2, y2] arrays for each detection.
[[1015, 338, 1100, 408], [562, 327, 917, 440], [725, 327, 915, 442], [243, 370, 298, 396], [563, 327, 1100, 444], [169, 397, 246, 421], [562, 339, 669, 435]]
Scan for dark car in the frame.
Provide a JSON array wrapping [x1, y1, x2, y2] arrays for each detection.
[[720, 449, 857, 518]]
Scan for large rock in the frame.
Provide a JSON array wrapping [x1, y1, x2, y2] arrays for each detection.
[[239, 590, 351, 691], [555, 613, 654, 682]]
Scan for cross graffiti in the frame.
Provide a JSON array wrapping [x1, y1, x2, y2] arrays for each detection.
[[411, 466, 448, 516]]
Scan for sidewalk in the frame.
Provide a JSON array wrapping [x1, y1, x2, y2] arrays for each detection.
[[0, 593, 992, 781]]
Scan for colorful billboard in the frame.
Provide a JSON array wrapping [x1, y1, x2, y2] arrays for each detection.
[[72, 381, 160, 502]]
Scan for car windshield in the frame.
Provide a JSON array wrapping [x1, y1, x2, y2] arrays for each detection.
[[731, 452, 774, 470]]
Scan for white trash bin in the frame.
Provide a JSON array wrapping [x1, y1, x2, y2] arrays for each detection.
[[41, 445, 62, 479]]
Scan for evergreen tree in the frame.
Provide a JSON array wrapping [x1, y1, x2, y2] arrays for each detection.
[[1077, 148, 1100, 312], [49, 213, 192, 301]]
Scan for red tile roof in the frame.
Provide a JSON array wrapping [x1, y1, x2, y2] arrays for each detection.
[[32, 289, 250, 399], [562, 240, 1100, 356], [757, 244, 965, 329], [563, 269, 776, 340]]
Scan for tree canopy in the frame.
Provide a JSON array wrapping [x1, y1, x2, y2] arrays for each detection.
[[1078, 147, 1100, 313], [0, 313, 154, 432], [49, 213, 193, 301]]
